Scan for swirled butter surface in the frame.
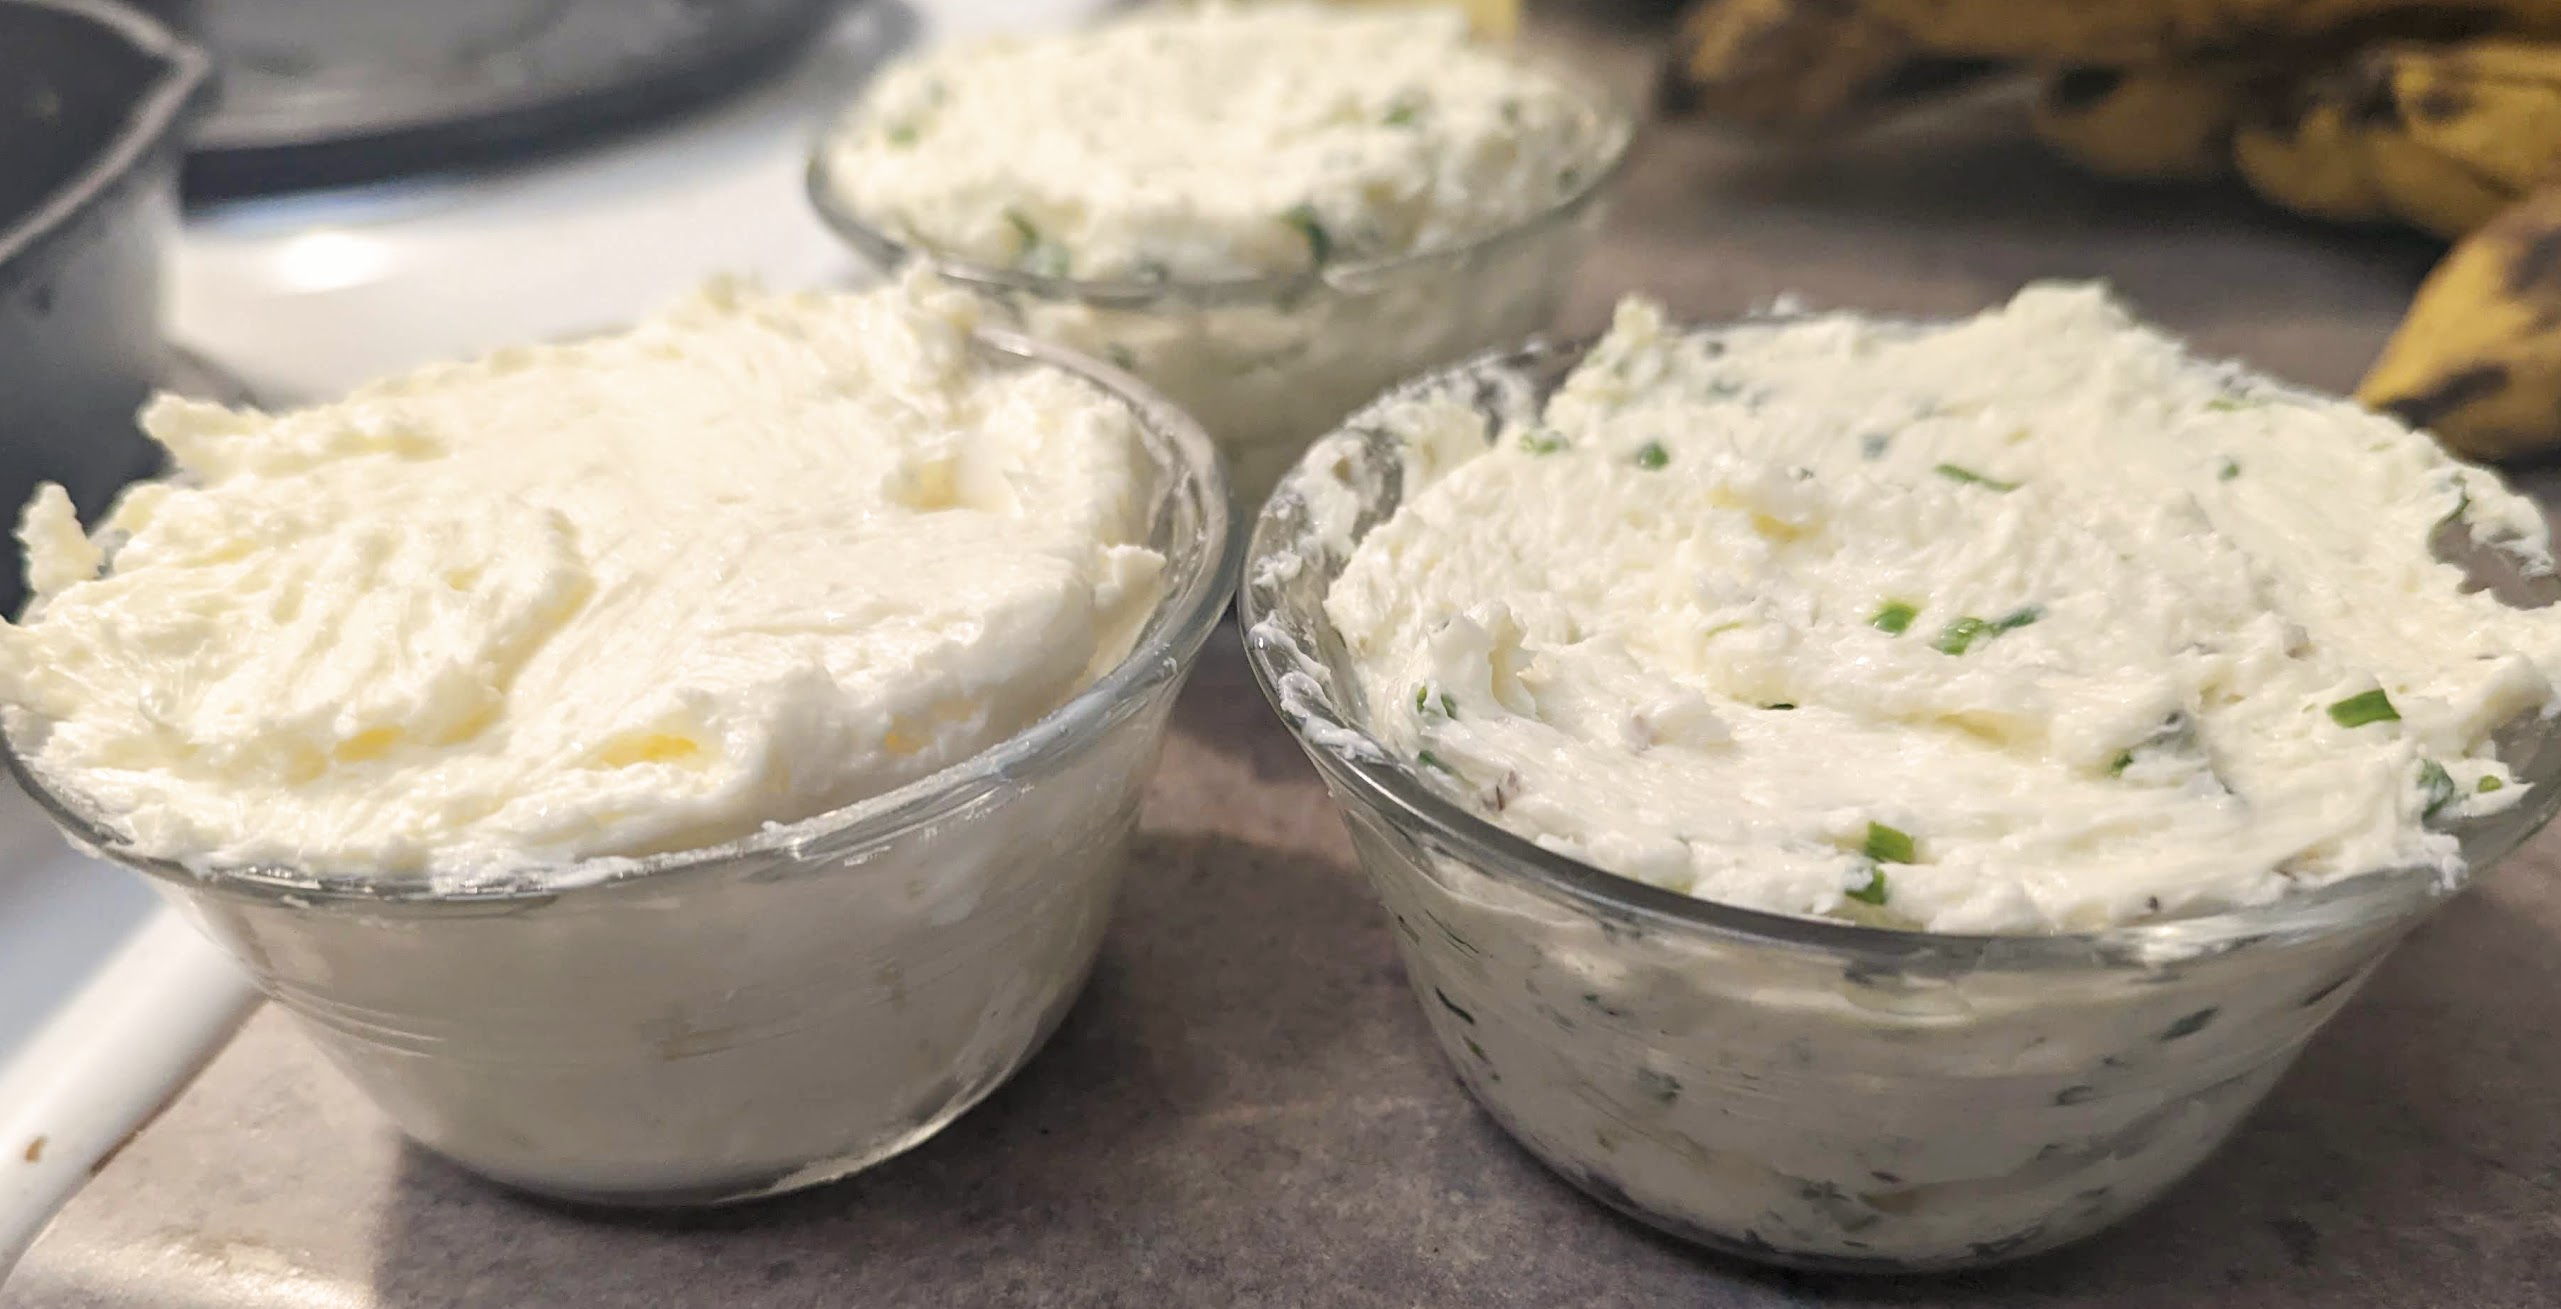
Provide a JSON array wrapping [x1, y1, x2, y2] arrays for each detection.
[[1, 278, 1164, 878], [819, 2, 1610, 282], [1327, 284, 2561, 933]]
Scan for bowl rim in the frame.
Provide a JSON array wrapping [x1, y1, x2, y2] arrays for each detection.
[[802, 45, 1639, 308], [5, 327, 1246, 909], [1236, 322, 2559, 972]]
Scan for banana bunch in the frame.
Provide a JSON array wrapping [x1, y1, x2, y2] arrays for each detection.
[[1665, 0, 2561, 457], [2360, 186, 2561, 459], [2227, 40, 2561, 238], [1660, 0, 1999, 130]]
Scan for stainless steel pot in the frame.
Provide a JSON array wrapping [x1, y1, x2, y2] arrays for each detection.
[[0, 0, 211, 616]]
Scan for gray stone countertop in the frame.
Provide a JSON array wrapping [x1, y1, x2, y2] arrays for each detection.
[[12, 4, 2561, 1306]]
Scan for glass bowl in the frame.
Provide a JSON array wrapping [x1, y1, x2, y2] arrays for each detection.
[[1238, 326, 2561, 1272], [5, 330, 1243, 1208], [805, 60, 1636, 510]]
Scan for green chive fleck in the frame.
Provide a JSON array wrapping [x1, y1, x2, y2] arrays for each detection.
[[885, 121, 920, 147], [2109, 751, 2135, 777], [1872, 601, 1919, 635], [1520, 430, 1568, 455], [1415, 684, 1430, 713], [1004, 210, 1069, 278], [1441, 692, 1457, 717], [2217, 457, 2241, 481], [1284, 203, 1332, 264], [1863, 821, 1916, 865], [2480, 775, 2506, 793], [1416, 749, 1453, 774], [1860, 433, 1890, 460], [1765, 702, 1796, 711], [1383, 100, 1420, 127], [2206, 395, 2251, 412], [2418, 759, 2457, 818], [1992, 605, 2044, 632], [2328, 689, 2400, 728], [1845, 863, 1889, 906], [1933, 616, 1992, 655], [1636, 441, 1670, 470], [1934, 463, 2018, 491]]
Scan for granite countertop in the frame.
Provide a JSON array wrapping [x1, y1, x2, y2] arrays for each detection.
[[13, 5, 2561, 1307]]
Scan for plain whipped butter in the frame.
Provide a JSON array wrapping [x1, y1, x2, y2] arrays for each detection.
[[820, 2, 1609, 283], [1327, 284, 2561, 934], [1, 277, 1164, 878]]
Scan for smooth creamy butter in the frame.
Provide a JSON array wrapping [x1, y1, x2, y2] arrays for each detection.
[[2, 277, 1165, 878], [821, 2, 1607, 282], [1327, 284, 2561, 934], [814, 3, 1625, 507]]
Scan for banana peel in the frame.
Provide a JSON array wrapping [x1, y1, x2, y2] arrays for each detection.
[[2031, 64, 2257, 179], [2226, 40, 2561, 239], [2361, 184, 2561, 459], [2234, 94, 2397, 222], [1857, 0, 2561, 62], [2382, 39, 2561, 194], [1660, 0, 1999, 130]]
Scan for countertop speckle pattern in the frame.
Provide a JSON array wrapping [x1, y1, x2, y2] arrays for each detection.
[[13, 4, 2561, 1306]]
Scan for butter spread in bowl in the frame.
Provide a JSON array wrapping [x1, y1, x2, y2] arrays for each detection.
[[1328, 283, 2561, 934], [1, 277, 1239, 1204], [1242, 283, 2561, 1269], [810, 1, 1632, 504]]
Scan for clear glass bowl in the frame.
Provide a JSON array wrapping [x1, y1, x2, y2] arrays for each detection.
[[805, 63, 1636, 510], [6, 330, 1243, 1208], [1238, 328, 2561, 1272]]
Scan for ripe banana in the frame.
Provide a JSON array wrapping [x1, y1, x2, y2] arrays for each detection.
[[2234, 92, 2396, 223], [1661, 0, 1996, 130], [2360, 184, 2561, 459], [2231, 39, 2561, 239], [2373, 39, 2561, 194], [1858, 0, 2561, 62], [2031, 64, 2258, 179]]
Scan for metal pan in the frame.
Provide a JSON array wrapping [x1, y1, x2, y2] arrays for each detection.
[[0, 0, 212, 617]]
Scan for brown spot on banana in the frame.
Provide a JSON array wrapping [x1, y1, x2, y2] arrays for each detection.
[[2505, 226, 2561, 299], [2381, 363, 2512, 429], [1661, 0, 1999, 131], [2361, 185, 2561, 459]]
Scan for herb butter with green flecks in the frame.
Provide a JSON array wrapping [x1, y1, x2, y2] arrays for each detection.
[[820, 2, 1611, 283], [1326, 284, 2561, 934]]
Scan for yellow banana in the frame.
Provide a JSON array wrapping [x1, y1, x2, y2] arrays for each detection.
[[1661, 0, 1995, 131], [2362, 128, 2519, 236], [1859, 0, 2560, 62], [2030, 64, 2256, 180], [2234, 93, 2395, 223], [2375, 39, 2561, 194], [2360, 184, 2561, 459], [2225, 39, 2561, 238]]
